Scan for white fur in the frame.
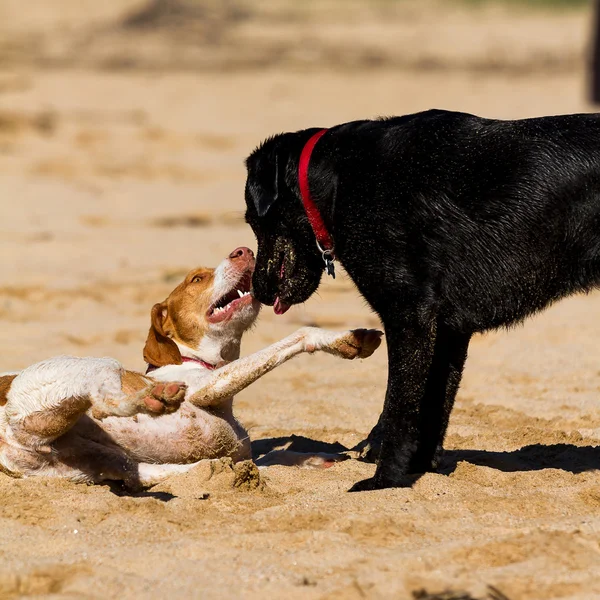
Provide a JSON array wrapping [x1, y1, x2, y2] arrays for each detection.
[[5, 356, 123, 423], [152, 327, 351, 403]]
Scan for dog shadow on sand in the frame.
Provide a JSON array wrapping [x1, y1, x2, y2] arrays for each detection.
[[440, 443, 600, 475], [253, 435, 600, 476], [251, 434, 348, 458], [110, 437, 600, 500]]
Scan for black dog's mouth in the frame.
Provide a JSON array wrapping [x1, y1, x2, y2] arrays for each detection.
[[252, 237, 323, 314], [273, 297, 290, 315], [274, 252, 291, 315], [271, 252, 322, 315]]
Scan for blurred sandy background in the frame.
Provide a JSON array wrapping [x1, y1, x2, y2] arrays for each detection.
[[2, 1, 600, 598]]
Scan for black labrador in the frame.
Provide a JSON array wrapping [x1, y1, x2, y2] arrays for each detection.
[[244, 109, 600, 491]]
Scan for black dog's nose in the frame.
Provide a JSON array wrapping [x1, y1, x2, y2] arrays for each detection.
[[229, 247, 254, 260]]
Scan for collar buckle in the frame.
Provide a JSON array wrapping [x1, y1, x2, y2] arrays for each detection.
[[316, 240, 336, 279]]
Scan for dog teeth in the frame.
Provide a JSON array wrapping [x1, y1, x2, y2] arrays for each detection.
[[213, 290, 251, 314]]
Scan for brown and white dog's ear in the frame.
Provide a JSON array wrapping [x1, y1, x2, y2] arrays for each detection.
[[143, 302, 182, 368], [0, 374, 15, 406]]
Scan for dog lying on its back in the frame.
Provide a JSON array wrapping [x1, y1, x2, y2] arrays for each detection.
[[244, 109, 600, 491], [0, 247, 382, 488]]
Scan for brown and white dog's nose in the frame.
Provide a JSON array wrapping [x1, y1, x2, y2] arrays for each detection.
[[229, 247, 254, 261]]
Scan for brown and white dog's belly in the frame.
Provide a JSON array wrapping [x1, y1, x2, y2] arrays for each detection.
[[0, 400, 250, 483], [98, 403, 250, 464]]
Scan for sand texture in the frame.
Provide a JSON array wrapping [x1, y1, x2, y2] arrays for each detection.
[[1, 1, 600, 598]]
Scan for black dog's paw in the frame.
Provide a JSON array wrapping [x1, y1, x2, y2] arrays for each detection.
[[351, 421, 384, 463], [348, 475, 417, 492], [349, 477, 382, 492]]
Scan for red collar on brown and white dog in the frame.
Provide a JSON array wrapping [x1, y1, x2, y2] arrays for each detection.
[[298, 128, 336, 279], [146, 356, 216, 375]]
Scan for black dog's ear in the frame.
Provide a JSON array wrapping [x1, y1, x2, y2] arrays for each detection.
[[246, 134, 297, 217], [247, 153, 280, 217], [245, 148, 282, 217]]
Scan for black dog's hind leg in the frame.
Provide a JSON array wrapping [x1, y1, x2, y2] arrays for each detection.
[[352, 322, 471, 474], [412, 323, 471, 473], [350, 317, 437, 491]]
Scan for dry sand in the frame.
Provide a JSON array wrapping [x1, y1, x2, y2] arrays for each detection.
[[2, 1, 600, 598]]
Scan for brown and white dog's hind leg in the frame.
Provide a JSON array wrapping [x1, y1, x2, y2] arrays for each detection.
[[5, 358, 99, 449], [186, 327, 383, 408], [136, 461, 203, 487], [4, 357, 186, 449]]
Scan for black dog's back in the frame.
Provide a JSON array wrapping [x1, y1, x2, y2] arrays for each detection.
[[325, 111, 600, 332]]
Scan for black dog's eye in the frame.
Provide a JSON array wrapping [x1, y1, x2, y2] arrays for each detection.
[[192, 276, 203, 283]]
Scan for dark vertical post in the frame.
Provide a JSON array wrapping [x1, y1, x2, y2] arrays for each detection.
[[591, 0, 600, 103]]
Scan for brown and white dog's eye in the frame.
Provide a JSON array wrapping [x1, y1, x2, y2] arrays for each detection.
[[191, 275, 203, 283]]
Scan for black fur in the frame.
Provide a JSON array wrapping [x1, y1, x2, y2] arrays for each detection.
[[244, 109, 600, 491]]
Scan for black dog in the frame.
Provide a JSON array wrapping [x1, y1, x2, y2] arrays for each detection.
[[244, 109, 600, 491]]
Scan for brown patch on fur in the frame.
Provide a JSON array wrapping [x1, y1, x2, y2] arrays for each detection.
[[0, 375, 16, 406], [143, 267, 214, 367], [20, 396, 91, 441], [121, 370, 152, 396]]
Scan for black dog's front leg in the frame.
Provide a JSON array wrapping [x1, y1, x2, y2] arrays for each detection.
[[350, 319, 436, 491]]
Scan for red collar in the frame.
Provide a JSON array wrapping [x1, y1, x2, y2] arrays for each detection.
[[146, 356, 217, 375], [298, 129, 336, 278]]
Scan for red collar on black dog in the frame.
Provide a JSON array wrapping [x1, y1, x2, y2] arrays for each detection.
[[298, 129, 336, 278], [146, 356, 216, 375]]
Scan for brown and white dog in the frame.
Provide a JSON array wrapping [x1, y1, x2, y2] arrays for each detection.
[[0, 247, 382, 489]]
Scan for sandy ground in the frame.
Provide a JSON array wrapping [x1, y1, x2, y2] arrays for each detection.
[[2, 1, 600, 598]]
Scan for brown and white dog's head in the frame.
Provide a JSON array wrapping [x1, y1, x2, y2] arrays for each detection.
[[143, 247, 261, 369]]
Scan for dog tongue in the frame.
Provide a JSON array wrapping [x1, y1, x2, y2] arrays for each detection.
[[274, 297, 291, 315]]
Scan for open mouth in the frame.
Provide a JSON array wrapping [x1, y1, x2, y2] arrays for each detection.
[[207, 271, 255, 323]]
